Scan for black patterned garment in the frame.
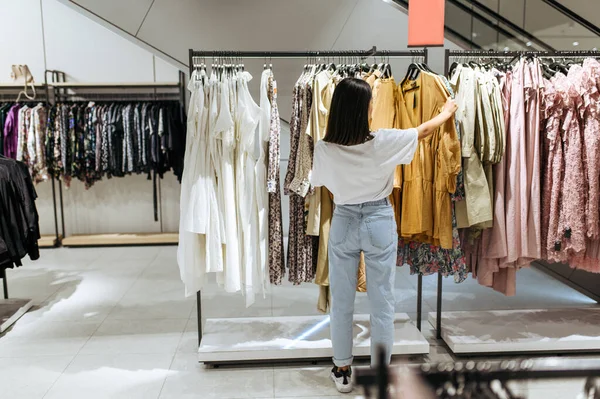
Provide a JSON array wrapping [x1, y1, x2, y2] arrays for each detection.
[[44, 106, 56, 177], [267, 75, 285, 285], [42, 101, 186, 189], [284, 76, 317, 285]]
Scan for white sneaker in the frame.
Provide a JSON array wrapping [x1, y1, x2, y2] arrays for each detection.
[[330, 366, 353, 393]]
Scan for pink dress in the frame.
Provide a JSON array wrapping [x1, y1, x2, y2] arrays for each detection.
[[581, 59, 600, 240], [545, 73, 568, 263], [558, 67, 586, 258], [523, 59, 543, 260], [502, 61, 527, 267], [503, 59, 543, 269], [562, 59, 600, 273], [540, 77, 562, 260]]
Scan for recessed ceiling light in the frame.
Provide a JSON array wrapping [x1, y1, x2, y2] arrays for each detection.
[[573, 41, 580, 46], [526, 41, 532, 47], [472, 32, 479, 38], [503, 47, 510, 51]]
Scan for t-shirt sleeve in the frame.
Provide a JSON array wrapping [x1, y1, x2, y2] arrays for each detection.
[[374, 128, 419, 166], [309, 142, 325, 188]]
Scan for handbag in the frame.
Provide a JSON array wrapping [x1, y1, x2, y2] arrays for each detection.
[[11, 64, 36, 102]]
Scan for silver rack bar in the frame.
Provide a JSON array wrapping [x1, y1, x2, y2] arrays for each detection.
[[191, 47, 427, 66]]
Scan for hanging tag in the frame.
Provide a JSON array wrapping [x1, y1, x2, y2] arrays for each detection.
[[273, 80, 278, 99]]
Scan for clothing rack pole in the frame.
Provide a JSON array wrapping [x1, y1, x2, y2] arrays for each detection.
[[414, 49, 431, 333], [2, 268, 8, 299], [189, 48, 204, 348], [190, 47, 429, 353], [190, 48, 429, 60], [178, 70, 186, 107], [434, 50, 452, 341], [57, 72, 66, 241], [434, 47, 600, 342], [48, 70, 68, 242], [50, 177, 60, 244], [43, 71, 60, 247]]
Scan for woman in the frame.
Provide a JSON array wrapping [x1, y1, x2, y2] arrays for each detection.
[[311, 77, 457, 393]]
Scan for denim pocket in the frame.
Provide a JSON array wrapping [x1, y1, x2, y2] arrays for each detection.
[[365, 213, 395, 249], [330, 215, 352, 246]]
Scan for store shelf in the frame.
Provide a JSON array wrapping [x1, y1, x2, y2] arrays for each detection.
[[0, 83, 47, 88], [50, 82, 180, 88], [38, 235, 60, 248], [62, 233, 178, 247], [429, 308, 600, 354], [198, 313, 429, 364]]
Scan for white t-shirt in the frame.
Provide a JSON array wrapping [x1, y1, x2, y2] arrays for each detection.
[[310, 128, 418, 205]]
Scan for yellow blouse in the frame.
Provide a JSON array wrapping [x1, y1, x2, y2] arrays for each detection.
[[398, 72, 461, 249]]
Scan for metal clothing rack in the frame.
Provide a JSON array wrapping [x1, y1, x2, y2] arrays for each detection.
[[190, 47, 430, 365], [434, 48, 600, 350], [190, 46, 428, 60], [0, 83, 59, 248], [0, 84, 46, 333], [45, 70, 186, 247]]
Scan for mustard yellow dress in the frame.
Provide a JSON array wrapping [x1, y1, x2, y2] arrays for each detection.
[[398, 73, 461, 249]]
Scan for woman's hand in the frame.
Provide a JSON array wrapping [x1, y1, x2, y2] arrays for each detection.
[[442, 98, 458, 116], [416, 98, 459, 140]]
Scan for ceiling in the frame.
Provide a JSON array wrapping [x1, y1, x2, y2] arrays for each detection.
[[59, 0, 431, 68]]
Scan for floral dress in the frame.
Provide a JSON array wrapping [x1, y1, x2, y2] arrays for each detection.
[[396, 75, 467, 283]]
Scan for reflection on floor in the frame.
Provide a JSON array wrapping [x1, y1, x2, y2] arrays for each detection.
[[0, 246, 597, 398]]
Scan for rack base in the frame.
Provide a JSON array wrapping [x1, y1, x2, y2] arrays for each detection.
[[62, 233, 178, 247], [198, 313, 429, 364], [38, 235, 61, 248], [0, 299, 34, 333], [429, 307, 600, 354]]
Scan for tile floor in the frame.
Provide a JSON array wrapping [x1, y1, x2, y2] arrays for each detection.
[[0, 245, 597, 398]]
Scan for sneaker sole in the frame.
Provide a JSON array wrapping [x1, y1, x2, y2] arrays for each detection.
[[330, 372, 353, 394]]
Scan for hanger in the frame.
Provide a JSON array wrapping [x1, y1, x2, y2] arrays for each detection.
[[377, 51, 385, 74], [402, 61, 421, 86], [368, 54, 378, 74], [549, 59, 569, 74], [419, 61, 434, 73], [381, 51, 392, 78]]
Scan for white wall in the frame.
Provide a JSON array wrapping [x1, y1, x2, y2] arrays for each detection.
[[0, 0, 181, 236], [1, 0, 460, 237]]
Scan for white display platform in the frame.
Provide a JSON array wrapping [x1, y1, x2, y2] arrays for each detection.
[[198, 313, 429, 363], [429, 308, 600, 354], [0, 299, 34, 333]]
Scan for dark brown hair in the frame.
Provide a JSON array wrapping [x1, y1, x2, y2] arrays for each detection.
[[323, 77, 372, 146]]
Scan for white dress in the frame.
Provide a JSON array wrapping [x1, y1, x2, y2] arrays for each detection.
[[214, 74, 241, 293], [206, 73, 224, 275], [186, 69, 209, 235], [236, 71, 262, 306], [255, 69, 272, 293], [177, 71, 206, 296]]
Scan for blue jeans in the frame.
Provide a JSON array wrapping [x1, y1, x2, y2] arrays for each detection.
[[329, 198, 397, 367]]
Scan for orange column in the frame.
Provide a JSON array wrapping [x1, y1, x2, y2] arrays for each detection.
[[408, 0, 445, 47]]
